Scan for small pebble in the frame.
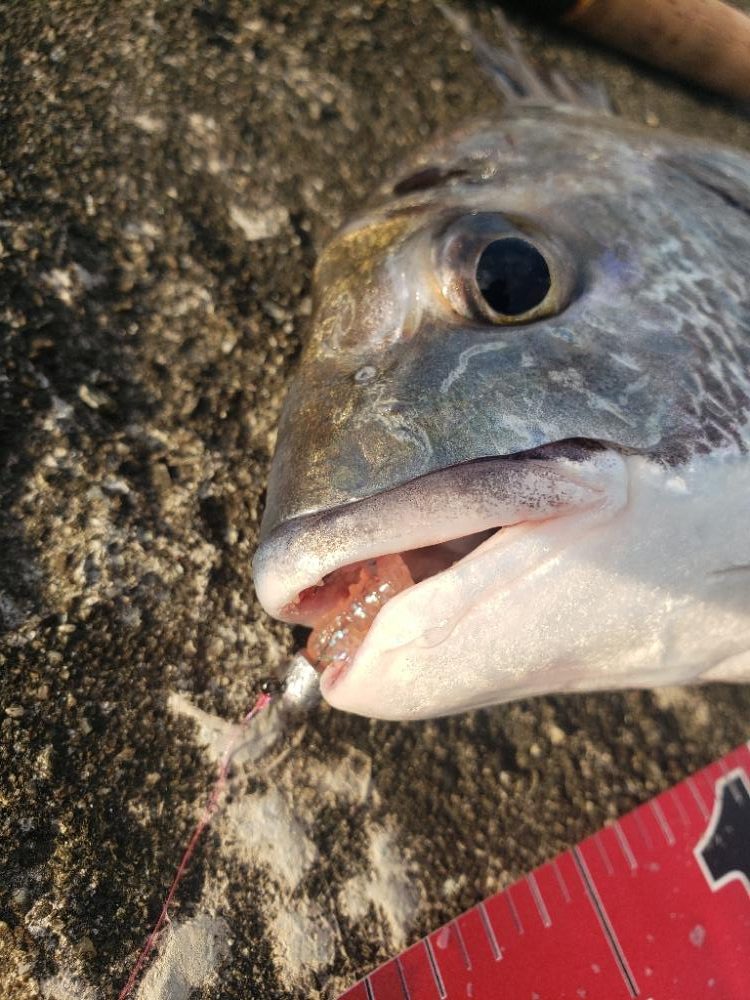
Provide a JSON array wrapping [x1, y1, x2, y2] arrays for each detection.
[[547, 723, 566, 746]]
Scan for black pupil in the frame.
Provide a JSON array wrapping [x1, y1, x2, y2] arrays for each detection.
[[475, 238, 551, 316]]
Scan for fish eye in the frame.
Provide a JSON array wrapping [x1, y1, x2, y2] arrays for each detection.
[[436, 213, 573, 325], [475, 238, 551, 316]]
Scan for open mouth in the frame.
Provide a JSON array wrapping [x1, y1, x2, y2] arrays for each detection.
[[254, 440, 620, 691], [286, 529, 495, 686]]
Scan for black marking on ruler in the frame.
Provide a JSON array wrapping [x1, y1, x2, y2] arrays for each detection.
[[573, 847, 639, 998], [478, 901, 502, 960], [613, 821, 637, 871], [364, 976, 376, 1000], [651, 800, 675, 846], [687, 776, 710, 820], [452, 919, 472, 971], [424, 940, 447, 1000], [729, 770, 746, 806], [527, 872, 551, 927], [552, 859, 571, 903], [395, 957, 411, 1000], [694, 769, 750, 896]]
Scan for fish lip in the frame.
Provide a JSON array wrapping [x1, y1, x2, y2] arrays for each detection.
[[253, 439, 615, 680], [254, 439, 609, 617], [316, 442, 624, 697]]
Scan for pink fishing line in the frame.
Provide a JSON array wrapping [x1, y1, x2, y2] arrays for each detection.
[[118, 691, 272, 999]]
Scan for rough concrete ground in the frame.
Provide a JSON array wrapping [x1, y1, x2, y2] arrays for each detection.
[[1, 1, 749, 998]]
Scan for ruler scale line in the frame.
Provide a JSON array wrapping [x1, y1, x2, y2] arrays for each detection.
[[613, 821, 637, 871], [696, 769, 716, 803], [364, 977, 375, 1000], [687, 775, 710, 819], [424, 940, 447, 1000], [594, 831, 614, 875], [395, 957, 411, 1000], [573, 847, 639, 998], [478, 901, 502, 960], [451, 920, 471, 971], [668, 785, 690, 828], [505, 887, 524, 935], [552, 858, 572, 903], [527, 872, 552, 928], [633, 810, 653, 851], [650, 800, 675, 846]]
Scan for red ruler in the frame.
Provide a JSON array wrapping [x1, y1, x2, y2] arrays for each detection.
[[339, 742, 750, 999]]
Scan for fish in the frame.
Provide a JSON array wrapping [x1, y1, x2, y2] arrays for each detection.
[[252, 9, 750, 720]]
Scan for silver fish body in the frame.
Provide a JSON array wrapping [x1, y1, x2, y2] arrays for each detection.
[[254, 30, 750, 719]]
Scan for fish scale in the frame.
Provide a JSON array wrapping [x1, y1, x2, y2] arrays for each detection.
[[338, 743, 750, 999]]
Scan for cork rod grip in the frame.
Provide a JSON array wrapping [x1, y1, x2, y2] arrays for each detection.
[[565, 0, 750, 101]]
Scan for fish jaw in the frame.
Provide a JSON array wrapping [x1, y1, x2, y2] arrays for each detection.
[[318, 449, 627, 718], [253, 444, 622, 623], [253, 447, 632, 706], [322, 449, 750, 719]]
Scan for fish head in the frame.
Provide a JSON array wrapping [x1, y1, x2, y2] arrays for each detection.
[[253, 113, 750, 719]]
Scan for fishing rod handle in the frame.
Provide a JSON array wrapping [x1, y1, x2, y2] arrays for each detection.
[[564, 0, 750, 102]]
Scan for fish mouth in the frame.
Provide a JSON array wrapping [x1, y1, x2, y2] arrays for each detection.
[[252, 440, 624, 694]]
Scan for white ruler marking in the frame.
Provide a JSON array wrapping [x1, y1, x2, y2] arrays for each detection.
[[687, 775, 710, 819], [527, 872, 552, 928], [651, 800, 675, 846], [669, 785, 691, 828], [552, 859, 571, 903], [452, 919, 472, 971], [633, 809, 654, 851], [594, 832, 614, 876], [506, 887, 524, 935], [613, 821, 637, 871], [478, 901, 502, 961]]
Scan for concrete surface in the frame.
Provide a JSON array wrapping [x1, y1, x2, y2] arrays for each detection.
[[1, 1, 749, 998]]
